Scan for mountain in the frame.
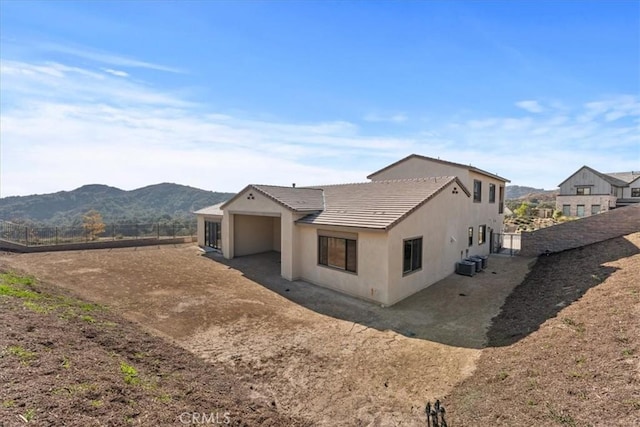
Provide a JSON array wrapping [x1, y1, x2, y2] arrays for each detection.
[[0, 183, 235, 226], [506, 185, 558, 199]]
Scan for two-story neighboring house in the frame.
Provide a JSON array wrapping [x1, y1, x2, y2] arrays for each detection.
[[556, 166, 640, 217]]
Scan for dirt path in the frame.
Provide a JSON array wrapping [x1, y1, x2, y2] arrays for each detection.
[[0, 245, 531, 425]]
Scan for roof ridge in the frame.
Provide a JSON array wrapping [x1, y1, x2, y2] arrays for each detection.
[[314, 176, 457, 188]]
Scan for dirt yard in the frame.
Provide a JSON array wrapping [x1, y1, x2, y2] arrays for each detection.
[[1, 233, 638, 426], [1, 244, 531, 425]]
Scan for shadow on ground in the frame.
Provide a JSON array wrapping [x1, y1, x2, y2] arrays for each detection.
[[206, 251, 533, 349], [486, 235, 640, 347]]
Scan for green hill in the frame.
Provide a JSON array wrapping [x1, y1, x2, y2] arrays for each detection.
[[0, 183, 234, 226]]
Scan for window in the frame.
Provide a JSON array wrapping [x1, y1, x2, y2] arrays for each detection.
[[576, 187, 591, 195], [478, 225, 486, 245], [489, 183, 496, 203], [562, 205, 571, 216], [468, 227, 473, 247], [204, 221, 221, 249], [499, 186, 505, 214], [403, 237, 422, 275], [591, 205, 600, 215], [318, 236, 357, 273], [473, 180, 482, 202], [632, 188, 640, 197], [577, 205, 585, 217]]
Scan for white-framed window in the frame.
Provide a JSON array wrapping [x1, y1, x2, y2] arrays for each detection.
[[562, 205, 571, 216], [591, 205, 600, 215], [403, 237, 422, 275], [576, 187, 591, 195], [468, 227, 473, 247], [632, 188, 640, 197], [577, 205, 585, 217], [478, 225, 486, 245]]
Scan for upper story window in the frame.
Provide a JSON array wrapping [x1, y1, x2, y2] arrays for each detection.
[[489, 184, 496, 203], [473, 180, 482, 202], [632, 188, 640, 197], [576, 187, 591, 195], [318, 236, 357, 273]]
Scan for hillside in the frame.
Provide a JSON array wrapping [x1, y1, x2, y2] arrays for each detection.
[[506, 185, 557, 200], [0, 183, 234, 226]]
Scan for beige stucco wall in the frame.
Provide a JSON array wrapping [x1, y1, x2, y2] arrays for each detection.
[[386, 181, 471, 305], [234, 214, 279, 256], [296, 225, 390, 304], [196, 214, 222, 246]]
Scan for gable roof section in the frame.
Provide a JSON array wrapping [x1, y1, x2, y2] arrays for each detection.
[[193, 202, 224, 216], [605, 171, 640, 184], [366, 154, 510, 182], [297, 177, 469, 230], [558, 166, 629, 188], [220, 184, 325, 212]]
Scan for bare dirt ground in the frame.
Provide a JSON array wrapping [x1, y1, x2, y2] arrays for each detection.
[[445, 232, 640, 426], [0, 245, 531, 426], [1, 233, 638, 426]]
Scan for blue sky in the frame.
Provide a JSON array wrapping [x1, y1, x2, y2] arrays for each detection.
[[1, 1, 638, 197]]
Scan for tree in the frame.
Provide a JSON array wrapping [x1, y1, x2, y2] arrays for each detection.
[[514, 202, 532, 218], [83, 210, 105, 240]]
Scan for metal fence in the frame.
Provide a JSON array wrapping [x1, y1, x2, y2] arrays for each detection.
[[492, 232, 521, 256], [0, 219, 196, 247]]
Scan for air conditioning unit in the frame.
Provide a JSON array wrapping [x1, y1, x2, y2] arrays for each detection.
[[466, 257, 483, 272], [470, 255, 488, 270], [456, 261, 476, 277]]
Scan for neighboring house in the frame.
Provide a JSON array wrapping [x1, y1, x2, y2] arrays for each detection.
[[556, 166, 640, 218], [196, 154, 509, 306], [194, 203, 223, 250]]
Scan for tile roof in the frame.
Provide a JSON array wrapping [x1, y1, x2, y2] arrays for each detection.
[[297, 177, 468, 230], [193, 202, 224, 216], [220, 184, 325, 212], [366, 154, 510, 182]]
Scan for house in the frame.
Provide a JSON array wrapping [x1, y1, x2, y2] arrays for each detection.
[[555, 166, 640, 218], [196, 154, 509, 306]]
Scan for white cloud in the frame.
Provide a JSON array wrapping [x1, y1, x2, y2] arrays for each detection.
[[1, 57, 638, 196], [103, 68, 129, 77], [39, 42, 184, 73], [515, 100, 544, 113]]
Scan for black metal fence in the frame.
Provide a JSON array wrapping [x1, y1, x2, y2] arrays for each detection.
[[0, 219, 196, 247]]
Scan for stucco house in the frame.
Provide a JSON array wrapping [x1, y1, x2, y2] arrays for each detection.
[[556, 166, 640, 218], [196, 154, 509, 306]]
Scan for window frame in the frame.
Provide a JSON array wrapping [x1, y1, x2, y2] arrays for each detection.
[[576, 205, 585, 217], [562, 204, 571, 216], [576, 187, 592, 195], [632, 188, 640, 197], [478, 225, 486, 245], [403, 237, 423, 275], [318, 235, 357, 273], [590, 204, 600, 215], [468, 227, 473, 247], [489, 183, 496, 203], [473, 180, 482, 203]]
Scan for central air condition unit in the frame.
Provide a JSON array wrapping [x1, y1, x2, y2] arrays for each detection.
[[456, 260, 476, 277], [466, 257, 483, 272]]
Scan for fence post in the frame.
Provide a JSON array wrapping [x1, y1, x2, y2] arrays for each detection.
[[55, 227, 58, 244], [157, 222, 160, 240], [172, 222, 176, 238], [25, 226, 29, 246]]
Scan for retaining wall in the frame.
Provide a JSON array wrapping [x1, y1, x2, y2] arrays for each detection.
[[520, 204, 640, 256]]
